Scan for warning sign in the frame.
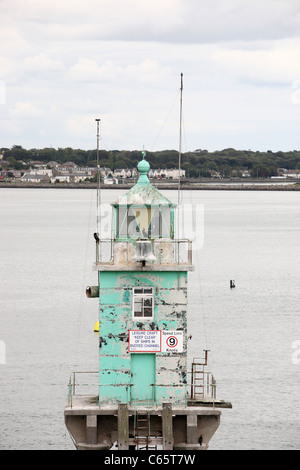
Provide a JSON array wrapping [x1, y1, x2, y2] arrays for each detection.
[[161, 331, 184, 353], [129, 330, 161, 353]]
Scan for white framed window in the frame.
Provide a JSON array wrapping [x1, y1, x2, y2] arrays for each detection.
[[133, 287, 154, 319]]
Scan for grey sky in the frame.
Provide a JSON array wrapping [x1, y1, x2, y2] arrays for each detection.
[[1, 0, 300, 152]]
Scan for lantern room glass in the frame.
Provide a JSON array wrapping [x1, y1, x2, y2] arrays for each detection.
[[116, 206, 173, 240]]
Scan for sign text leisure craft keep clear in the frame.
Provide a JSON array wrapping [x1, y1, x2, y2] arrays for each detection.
[[129, 330, 161, 353], [128, 330, 184, 353]]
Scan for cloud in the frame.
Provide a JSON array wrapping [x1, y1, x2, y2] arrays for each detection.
[[66, 58, 122, 83], [9, 102, 46, 119], [3, 0, 300, 44], [181, 0, 300, 43], [0, 25, 28, 55], [213, 40, 300, 86], [24, 53, 65, 72], [1, 0, 300, 151], [65, 57, 171, 86]]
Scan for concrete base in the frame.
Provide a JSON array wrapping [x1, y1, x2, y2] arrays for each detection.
[[65, 397, 222, 451]]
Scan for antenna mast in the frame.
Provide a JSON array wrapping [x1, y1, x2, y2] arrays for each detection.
[[177, 73, 183, 239], [95, 118, 101, 236], [178, 73, 183, 205]]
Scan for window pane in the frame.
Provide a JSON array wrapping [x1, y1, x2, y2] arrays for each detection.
[[144, 288, 153, 294], [134, 288, 143, 294], [143, 308, 153, 317], [128, 207, 140, 237], [134, 311, 143, 317], [133, 287, 154, 319], [160, 208, 171, 237], [149, 209, 160, 237], [134, 299, 142, 314], [118, 207, 128, 237]]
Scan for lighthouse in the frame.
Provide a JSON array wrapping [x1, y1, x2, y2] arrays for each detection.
[[65, 152, 231, 450]]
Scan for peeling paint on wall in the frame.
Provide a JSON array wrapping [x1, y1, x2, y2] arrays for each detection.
[[98, 270, 189, 405]]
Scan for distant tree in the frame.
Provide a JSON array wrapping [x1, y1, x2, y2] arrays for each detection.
[[3, 145, 300, 175]]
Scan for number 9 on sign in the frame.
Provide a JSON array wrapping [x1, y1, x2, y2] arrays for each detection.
[[166, 336, 178, 348]]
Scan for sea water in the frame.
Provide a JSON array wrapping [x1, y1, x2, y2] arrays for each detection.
[[0, 188, 299, 450]]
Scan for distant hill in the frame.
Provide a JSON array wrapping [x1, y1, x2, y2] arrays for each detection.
[[1, 145, 300, 178]]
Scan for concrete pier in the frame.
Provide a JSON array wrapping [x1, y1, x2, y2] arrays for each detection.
[[64, 396, 230, 451]]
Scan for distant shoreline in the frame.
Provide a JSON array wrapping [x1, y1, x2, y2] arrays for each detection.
[[1, 181, 300, 191]]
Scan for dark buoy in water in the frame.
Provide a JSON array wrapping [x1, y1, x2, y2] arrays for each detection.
[[230, 280, 235, 289]]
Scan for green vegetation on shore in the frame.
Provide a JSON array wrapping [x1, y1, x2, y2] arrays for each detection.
[[2, 145, 300, 178]]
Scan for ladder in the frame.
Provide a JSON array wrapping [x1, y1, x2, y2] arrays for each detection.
[[190, 351, 216, 401], [191, 362, 205, 399], [135, 410, 151, 450]]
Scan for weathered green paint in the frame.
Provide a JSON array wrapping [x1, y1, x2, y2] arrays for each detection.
[[97, 153, 191, 407], [131, 354, 156, 403], [98, 269, 188, 405]]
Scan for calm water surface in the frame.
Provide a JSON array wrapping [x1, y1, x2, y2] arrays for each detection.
[[0, 188, 299, 450]]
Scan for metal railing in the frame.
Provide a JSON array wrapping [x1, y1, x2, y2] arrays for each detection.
[[188, 355, 217, 402], [189, 370, 217, 402], [67, 371, 98, 407], [67, 371, 134, 408], [67, 361, 217, 408], [95, 239, 193, 266]]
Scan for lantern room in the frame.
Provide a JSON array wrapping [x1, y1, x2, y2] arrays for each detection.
[[112, 152, 176, 242]]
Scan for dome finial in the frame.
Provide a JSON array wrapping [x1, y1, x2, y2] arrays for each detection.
[[137, 147, 150, 184]]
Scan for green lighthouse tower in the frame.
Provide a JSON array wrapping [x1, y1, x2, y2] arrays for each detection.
[[65, 152, 231, 450], [98, 150, 190, 407]]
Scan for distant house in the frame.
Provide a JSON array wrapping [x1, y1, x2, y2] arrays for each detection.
[[277, 168, 300, 179], [148, 168, 185, 179], [165, 168, 186, 179], [47, 161, 59, 168], [285, 170, 300, 179], [104, 175, 119, 185], [113, 169, 125, 178], [209, 170, 221, 179], [0, 169, 22, 179], [64, 161, 78, 169], [12, 170, 22, 179], [100, 167, 113, 177], [28, 168, 53, 177], [50, 175, 70, 183], [69, 172, 92, 183], [113, 168, 134, 179], [28, 160, 44, 168], [77, 167, 97, 177], [21, 173, 49, 183]]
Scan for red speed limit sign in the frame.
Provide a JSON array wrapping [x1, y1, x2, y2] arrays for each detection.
[[166, 336, 178, 348], [162, 331, 183, 352]]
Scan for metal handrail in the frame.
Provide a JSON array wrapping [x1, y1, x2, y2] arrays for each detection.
[[68, 371, 98, 407], [187, 369, 217, 402], [95, 238, 193, 265], [67, 367, 217, 408], [67, 371, 136, 408]]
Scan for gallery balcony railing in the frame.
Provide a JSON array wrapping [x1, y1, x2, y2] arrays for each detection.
[[95, 238, 193, 268]]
